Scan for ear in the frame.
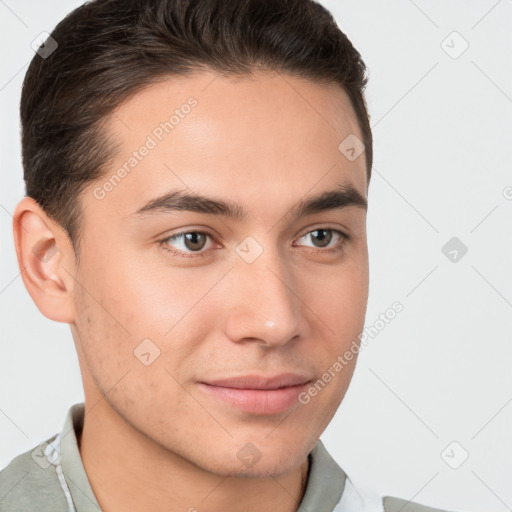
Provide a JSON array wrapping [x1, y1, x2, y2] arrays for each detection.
[[12, 197, 77, 323]]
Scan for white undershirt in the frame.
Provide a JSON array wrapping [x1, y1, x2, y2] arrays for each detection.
[[334, 476, 385, 512]]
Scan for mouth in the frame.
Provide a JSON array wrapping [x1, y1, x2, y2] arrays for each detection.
[[198, 373, 313, 415]]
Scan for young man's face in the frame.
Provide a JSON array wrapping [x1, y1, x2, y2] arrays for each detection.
[[70, 70, 369, 478]]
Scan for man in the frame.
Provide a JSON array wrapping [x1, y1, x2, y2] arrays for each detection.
[[0, 0, 465, 511]]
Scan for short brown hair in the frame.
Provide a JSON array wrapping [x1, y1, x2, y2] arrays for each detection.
[[21, 0, 372, 254]]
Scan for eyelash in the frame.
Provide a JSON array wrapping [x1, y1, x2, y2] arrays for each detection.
[[158, 228, 350, 259]]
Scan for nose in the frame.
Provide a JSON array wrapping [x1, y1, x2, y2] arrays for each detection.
[[223, 249, 307, 348]]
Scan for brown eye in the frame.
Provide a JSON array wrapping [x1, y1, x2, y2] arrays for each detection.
[[308, 229, 332, 248], [162, 231, 213, 255], [182, 232, 208, 251], [295, 228, 346, 250]]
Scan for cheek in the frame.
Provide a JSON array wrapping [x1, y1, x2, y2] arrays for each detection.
[[73, 253, 222, 382], [294, 260, 367, 411], [305, 260, 368, 337], [73, 285, 133, 377], [72, 253, 152, 384], [97, 248, 229, 337]]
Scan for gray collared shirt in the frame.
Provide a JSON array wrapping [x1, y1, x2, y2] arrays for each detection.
[[0, 402, 455, 512]]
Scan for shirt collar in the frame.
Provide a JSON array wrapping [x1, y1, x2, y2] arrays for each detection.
[[58, 402, 346, 512], [297, 438, 347, 511], [59, 403, 101, 511]]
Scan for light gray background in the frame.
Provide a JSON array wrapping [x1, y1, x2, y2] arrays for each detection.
[[1, 1, 511, 511]]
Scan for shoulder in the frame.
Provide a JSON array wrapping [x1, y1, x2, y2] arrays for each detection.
[[334, 474, 463, 512], [337, 474, 466, 512], [0, 435, 68, 511], [383, 495, 460, 512]]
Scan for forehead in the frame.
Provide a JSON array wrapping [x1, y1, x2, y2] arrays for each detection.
[[91, 70, 367, 221]]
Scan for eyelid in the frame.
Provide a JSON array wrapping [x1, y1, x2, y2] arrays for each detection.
[[295, 224, 349, 240]]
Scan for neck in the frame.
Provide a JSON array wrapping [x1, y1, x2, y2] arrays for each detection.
[[78, 399, 310, 512]]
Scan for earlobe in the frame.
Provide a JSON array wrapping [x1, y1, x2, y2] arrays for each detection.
[[12, 197, 76, 324]]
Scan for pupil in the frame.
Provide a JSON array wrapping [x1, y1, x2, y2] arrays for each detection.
[[312, 229, 331, 247], [184, 232, 205, 251]]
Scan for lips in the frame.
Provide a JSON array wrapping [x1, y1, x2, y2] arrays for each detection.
[[198, 373, 313, 415], [203, 373, 312, 390]]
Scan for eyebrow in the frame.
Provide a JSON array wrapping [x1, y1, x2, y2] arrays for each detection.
[[133, 183, 367, 220]]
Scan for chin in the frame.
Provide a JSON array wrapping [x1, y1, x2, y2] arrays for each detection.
[[202, 435, 312, 479], [208, 454, 305, 480]]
